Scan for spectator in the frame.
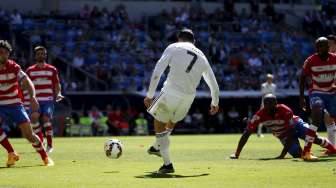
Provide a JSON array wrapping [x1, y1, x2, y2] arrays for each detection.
[[134, 113, 148, 135]]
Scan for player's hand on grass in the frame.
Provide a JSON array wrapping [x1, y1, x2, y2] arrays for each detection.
[[274, 155, 285, 159], [144, 97, 153, 109], [209, 105, 219, 115], [230, 153, 239, 159]]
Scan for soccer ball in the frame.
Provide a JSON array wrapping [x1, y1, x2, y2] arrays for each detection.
[[104, 139, 123, 159]]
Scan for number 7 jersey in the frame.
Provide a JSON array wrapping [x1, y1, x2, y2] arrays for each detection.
[[147, 42, 219, 106]]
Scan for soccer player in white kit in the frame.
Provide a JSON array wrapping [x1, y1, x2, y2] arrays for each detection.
[[144, 29, 220, 173]]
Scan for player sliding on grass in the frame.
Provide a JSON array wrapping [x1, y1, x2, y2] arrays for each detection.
[[144, 29, 219, 173], [230, 94, 336, 161]]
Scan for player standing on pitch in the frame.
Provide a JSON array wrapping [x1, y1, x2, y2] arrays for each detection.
[[23, 46, 64, 153], [299, 37, 336, 156], [0, 40, 53, 166], [144, 29, 220, 173]]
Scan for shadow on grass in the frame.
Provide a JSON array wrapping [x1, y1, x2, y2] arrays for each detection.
[[135, 172, 209, 179], [242, 157, 336, 162], [257, 157, 285, 161], [292, 158, 336, 162], [103, 171, 120, 174], [0, 164, 44, 169]]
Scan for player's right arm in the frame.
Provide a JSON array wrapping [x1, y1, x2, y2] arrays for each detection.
[[230, 129, 252, 159], [230, 113, 261, 159], [144, 45, 173, 108], [19, 69, 39, 112], [299, 58, 311, 111], [202, 59, 220, 115]]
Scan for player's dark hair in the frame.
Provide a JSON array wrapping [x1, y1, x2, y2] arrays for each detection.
[[326, 35, 336, 42], [263, 94, 277, 104], [0, 40, 12, 53], [315, 37, 328, 46], [177, 29, 195, 43], [34, 45, 47, 54]]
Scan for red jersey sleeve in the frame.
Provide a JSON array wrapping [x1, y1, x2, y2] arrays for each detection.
[[302, 56, 312, 76], [247, 110, 263, 133], [52, 67, 60, 87]]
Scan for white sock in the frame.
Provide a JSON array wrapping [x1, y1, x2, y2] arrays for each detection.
[[153, 128, 173, 150], [326, 123, 336, 145], [152, 141, 159, 150], [156, 131, 171, 165]]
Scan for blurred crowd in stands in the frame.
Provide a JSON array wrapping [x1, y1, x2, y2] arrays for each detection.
[[2, 1, 335, 92]]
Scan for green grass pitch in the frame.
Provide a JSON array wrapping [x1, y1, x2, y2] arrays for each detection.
[[0, 134, 335, 188]]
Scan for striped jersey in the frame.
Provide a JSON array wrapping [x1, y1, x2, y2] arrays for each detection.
[[247, 104, 299, 139], [302, 52, 336, 94], [0, 60, 26, 105], [23, 63, 59, 106]]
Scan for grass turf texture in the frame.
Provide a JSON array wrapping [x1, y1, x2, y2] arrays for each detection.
[[0, 134, 335, 188]]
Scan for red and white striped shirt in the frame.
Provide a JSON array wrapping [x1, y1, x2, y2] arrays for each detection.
[[23, 63, 59, 104], [303, 53, 336, 94], [0, 60, 26, 105]]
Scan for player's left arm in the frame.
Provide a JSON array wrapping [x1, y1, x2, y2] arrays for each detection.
[[53, 68, 64, 102], [202, 60, 220, 115], [19, 70, 39, 112]]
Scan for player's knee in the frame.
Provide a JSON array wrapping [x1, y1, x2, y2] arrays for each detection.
[[324, 111, 335, 125], [42, 116, 50, 123], [31, 112, 40, 122], [291, 152, 301, 158], [311, 106, 323, 119], [23, 131, 35, 143]]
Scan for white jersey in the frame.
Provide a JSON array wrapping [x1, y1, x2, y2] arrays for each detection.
[[147, 42, 219, 106], [261, 82, 276, 97]]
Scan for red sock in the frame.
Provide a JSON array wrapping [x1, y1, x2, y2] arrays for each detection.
[[0, 128, 14, 153], [303, 128, 317, 153], [31, 123, 44, 144], [320, 138, 336, 152], [44, 122, 53, 147], [32, 134, 47, 159]]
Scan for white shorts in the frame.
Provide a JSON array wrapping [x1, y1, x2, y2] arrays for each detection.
[[147, 90, 194, 123]]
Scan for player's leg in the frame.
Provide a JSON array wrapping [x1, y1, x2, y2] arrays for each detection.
[[146, 92, 169, 157], [323, 94, 336, 145], [41, 102, 55, 153], [11, 105, 53, 166], [313, 135, 336, 155], [156, 96, 193, 173], [0, 127, 19, 167], [284, 138, 302, 158], [294, 118, 318, 160], [149, 121, 174, 155], [0, 110, 19, 167], [30, 110, 44, 144], [19, 121, 53, 166], [309, 95, 324, 130], [155, 119, 175, 173]]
